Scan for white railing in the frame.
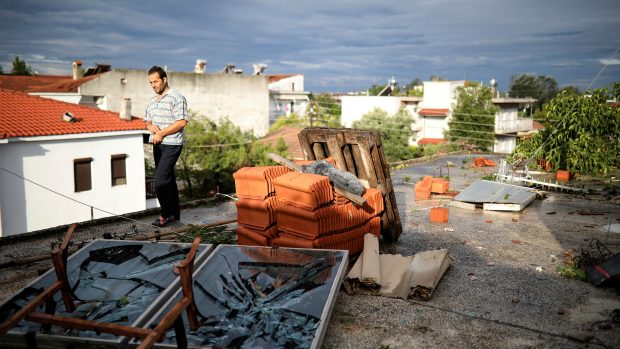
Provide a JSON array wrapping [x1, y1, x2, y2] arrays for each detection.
[[495, 118, 533, 134]]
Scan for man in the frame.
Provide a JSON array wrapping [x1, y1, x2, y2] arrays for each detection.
[[145, 66, 189, 227]]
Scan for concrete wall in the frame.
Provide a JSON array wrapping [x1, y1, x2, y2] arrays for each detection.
[[0, 133, 146, 237], [421, 81, 464, 109], [417, 116, 448, 140], [79, 70, 270, 136], [30, 93, 106, 110], [494, 135, 517, 154]]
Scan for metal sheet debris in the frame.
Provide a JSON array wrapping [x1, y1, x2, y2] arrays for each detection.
[[0, 240, 212, 348], [453, 180, 537, 212], [140, 245, 348, 349]]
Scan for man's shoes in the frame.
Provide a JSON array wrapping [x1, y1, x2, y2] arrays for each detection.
[[151, 215, 177, 227]]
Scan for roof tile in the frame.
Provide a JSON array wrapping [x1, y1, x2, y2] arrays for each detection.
[[0, 89, 145, 139]]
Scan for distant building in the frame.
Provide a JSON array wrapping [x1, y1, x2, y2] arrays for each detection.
[[0, 89, 147, 237], [341, 80, 537, 154], [268, 74, 310, 126], [12, 61, 271, 137]]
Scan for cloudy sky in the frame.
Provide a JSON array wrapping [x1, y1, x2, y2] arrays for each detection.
[[1, 0, 619, 93]]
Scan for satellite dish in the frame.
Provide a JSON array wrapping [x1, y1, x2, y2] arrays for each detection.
[[489, 78, 497, 87]]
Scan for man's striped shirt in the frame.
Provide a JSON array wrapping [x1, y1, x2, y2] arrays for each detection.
[[145, 88, 189, 145]]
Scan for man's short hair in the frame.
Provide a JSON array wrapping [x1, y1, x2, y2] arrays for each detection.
[[148, 66, 167, 79]]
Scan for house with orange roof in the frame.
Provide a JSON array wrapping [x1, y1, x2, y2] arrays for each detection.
[[268, 74, 310, 125], [0, 89, 149, 237]]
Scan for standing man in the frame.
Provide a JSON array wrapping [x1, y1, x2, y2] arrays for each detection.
[[145, 66, 189, 227]]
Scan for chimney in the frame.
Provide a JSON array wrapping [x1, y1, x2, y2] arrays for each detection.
[[252, 63, 267, 75], [72, 60, 83, 80], [120, 98, 132, 121], [194, 59, 207, 74]]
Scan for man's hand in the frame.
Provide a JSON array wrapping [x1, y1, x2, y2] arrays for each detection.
[[152, 130, 165, 144], [147, 124, 160, 134]]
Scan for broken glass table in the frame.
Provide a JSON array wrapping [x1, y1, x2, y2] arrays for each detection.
[[140, 245, 348, 349], [0, 238, 212, 348]]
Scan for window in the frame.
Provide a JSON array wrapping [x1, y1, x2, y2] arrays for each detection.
[[111, 154, 127, 186], [74, 158, 93, 192]]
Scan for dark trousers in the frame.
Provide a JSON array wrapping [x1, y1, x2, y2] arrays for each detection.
[[153, 144, 183, 219]]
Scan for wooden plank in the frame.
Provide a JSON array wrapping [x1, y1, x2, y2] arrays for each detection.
[[267, 153, 302, 172], [356, 137, 379, 187], [325, 134, 348, 171], [342, 144, 357, 177], [297, 131, 316, 160], [313, 142, 327, 159], [350, 144, 368, 180]]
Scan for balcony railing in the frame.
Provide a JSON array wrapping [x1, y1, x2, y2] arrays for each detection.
[[495, 118, 533, 134], [145, 176, 157, 199]]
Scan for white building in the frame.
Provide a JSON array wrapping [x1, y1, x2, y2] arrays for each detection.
[[340, 80, 536, 153], [0, 89, 148, 237], [268, 74, 310, 125]]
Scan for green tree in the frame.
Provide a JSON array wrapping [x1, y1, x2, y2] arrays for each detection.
[[446, 83, 499, 151], [11, 56, 32, 76], [308, 93, 341, 127], [352, 108, 416, 162], [512, 86, 620, 175], [368, 84, 386, 96], [0, 64, 3, 74], [178, 116, 288, 197], [269, 113, 307, 132], [404, 78, 423, 97], [509, 74, 558, 112], [429, 75, 447, 82]]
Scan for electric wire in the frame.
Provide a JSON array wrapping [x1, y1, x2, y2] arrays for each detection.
[[0, 166, 161, 230]]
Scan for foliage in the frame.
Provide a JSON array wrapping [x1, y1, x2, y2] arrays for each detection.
[[352, 107, 417, 162], [368, 84, 387, 96], [420, 142, 460, 157], [0, 64, 3, 74], [178, 116, 288, 197], [446, 83, 499, 151], [308, 93, 341, 127], [404, 78, 424, 97], [177, 224, 236, 245], [269, 112, 307, 132], [509, 74, 558, 112], [511, 86, 620, 175], [429, 75, 447, 82], [11, 56, 32, 76]]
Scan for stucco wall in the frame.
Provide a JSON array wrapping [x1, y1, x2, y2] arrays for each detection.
[[340, 96, 403, 127], [0, 133, 146, 237], [79, 70, 270, 136]]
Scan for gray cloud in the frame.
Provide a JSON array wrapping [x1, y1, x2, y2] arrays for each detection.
[[1, 0, 619, 91]]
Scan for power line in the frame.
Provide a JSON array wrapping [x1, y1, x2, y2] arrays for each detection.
[[0, 166, 157, 229]]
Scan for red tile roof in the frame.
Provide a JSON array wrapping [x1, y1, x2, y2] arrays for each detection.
[[418, 108, 449, 117], [259, 126, 304, 159], [267, 74, 296, 83], [0, 89, 145, 140], [532, 120, 545, 130], [0, 75, 72, 92], [27, 74, 101, 93], [417, 138, 446, 145]]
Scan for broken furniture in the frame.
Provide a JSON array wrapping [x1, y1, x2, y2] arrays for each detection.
[[137, 245, 349, 349], [298, 127, 402, 242], [0, 225, 213, 348]]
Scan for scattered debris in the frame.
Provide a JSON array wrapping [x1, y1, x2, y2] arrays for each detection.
[[474, 157, 496, 167], [453, 180, 537, 212], [586, 253, 620, 287], [344, 234, 453, 300]]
